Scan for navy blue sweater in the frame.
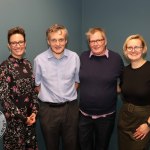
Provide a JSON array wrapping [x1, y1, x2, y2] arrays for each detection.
[[79, 50, 123, 115]]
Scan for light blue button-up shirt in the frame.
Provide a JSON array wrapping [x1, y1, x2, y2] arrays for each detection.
[[33, 48, 80, 103]]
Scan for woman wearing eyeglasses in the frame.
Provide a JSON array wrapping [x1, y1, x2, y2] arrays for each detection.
[[118, 34, 150, 150], [0, 26, 39, 150]]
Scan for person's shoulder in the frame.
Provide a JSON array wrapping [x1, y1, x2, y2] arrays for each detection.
[[109, 50, 123, 59], [0, 59, 9, 67], [24, 58, 31, 64], [109, 49, 121, 56], [123, 64, 132, 72], [146, 61, 150, 65], [37, 49, 49, 57], [0, 59, 9, 72], [109, 50, 124, 68], [144, 61, 150, 68], [80, 50, 90, 57], [125, 64, 131, 68], [66, 49, 79, 58], [34, 49, 49, 60]]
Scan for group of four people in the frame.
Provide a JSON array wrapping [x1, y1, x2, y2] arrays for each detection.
[[0, 24, 150, 150]]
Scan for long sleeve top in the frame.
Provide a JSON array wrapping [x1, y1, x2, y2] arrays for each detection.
[[79, 50, 124, 115], [0, 55, 39, 122]]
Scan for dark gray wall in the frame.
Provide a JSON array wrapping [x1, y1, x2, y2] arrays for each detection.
[[82, 0, 150, 150], [1, 0, 150, 149], [82, 0, 150, 59], [0, 0, 81, 150], [0, 0, 82, 64]]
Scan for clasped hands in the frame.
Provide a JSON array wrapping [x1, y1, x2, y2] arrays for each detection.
[[26, 113, 36, 126]]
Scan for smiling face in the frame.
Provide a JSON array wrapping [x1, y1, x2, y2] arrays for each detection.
[[125, 39, 144, 62], [8, 33, 26, 59], [89, 31, 107, 55], [47, 29, 67, 59], [123, 34, 147, 63]]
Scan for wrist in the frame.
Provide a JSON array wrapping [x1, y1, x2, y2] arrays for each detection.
[[145, 120, 150, 128]]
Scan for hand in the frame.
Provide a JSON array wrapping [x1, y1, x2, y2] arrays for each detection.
[[117, 85, 121, 93], [133, 123, 150, 140], [26, 113, 36, 126], [26, 117, 33, 126], [35, 86, 41, 93], [30, 113, 36, 120]]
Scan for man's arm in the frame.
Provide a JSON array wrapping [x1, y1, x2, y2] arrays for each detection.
[[75, 82, 79, 90]]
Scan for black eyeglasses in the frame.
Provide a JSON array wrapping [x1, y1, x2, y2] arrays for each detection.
[[89, 39, 104, 44], [9, 41, 25, 47]]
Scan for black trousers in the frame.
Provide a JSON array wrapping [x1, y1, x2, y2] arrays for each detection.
[[79, 112, 115, 150], [39, 100, 79, 150]]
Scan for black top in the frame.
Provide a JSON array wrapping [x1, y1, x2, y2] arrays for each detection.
[[121, 61, 150, 106], [79, 50, 124, 115], [0, 55, 39, 121]]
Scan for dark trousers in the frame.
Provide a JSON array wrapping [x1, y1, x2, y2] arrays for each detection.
[[39, 100, 79, 150], [79, 112, 115, 150], [118, 102, 150, 150]]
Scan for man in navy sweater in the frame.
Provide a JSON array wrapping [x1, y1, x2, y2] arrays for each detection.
[[79, 27, 124, 150]]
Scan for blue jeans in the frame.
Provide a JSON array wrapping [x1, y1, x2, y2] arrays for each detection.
[[79, 112, 115, 150]]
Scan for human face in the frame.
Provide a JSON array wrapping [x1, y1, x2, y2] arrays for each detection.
[[47, 30, 67, 59], [126, 39, 144, 61], [89, 31, 107, 55], [8, 34, 26, 59]]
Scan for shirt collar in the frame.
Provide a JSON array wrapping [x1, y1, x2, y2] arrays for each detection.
[[89, 49, 109, 58], [47, 47, 68, 59]]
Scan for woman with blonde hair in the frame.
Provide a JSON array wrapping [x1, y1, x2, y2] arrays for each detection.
[[118, 34, 150, 150]]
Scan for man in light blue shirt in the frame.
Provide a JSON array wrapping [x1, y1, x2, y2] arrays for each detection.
[[34, 24, 80, 150]]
